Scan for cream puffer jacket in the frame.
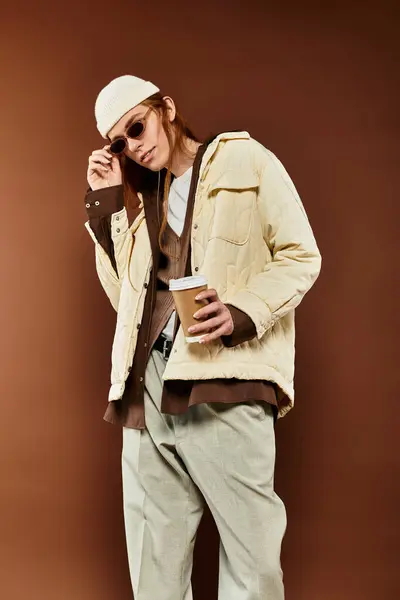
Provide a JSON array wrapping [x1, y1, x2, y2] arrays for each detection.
[[85, 132, 321, 417]]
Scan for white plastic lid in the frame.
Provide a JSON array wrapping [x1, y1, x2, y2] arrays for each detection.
[[169, 275, 208, 291]]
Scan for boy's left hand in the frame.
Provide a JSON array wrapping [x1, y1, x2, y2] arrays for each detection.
[[188, 288, 234, 344]]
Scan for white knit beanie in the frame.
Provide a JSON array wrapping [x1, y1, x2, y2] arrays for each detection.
[[95, 75, 160, 138]]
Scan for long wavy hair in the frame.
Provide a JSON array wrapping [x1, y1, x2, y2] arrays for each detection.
[[117, 93, 200, 253]]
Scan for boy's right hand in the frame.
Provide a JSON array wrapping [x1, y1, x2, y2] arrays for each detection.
[[87, 145, 122, 190]]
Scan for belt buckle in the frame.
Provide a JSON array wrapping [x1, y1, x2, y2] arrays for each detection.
[[162, 338, 171, 360]]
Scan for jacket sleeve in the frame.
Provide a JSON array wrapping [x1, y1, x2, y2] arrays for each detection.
[[221, 305, 257, 347], [85, 184, 125, 272], [84, 184, 134, 312], [226, 145, 322, 340]]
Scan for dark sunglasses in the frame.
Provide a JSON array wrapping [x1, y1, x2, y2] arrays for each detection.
[[109, 108, 151, 155]]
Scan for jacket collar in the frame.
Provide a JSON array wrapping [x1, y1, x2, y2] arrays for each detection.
[[213, 130, 250, 142], [198, 130, 250, 187]]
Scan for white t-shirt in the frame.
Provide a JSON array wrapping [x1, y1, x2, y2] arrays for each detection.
[[162, 166, 193, 340]]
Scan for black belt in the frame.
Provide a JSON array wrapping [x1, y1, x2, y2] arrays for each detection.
[[153, 334, 173, 360]]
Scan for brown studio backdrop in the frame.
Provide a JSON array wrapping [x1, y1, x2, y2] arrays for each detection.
[[0, 1, 398, 599]]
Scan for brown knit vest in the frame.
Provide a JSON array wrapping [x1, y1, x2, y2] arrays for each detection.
[[147, 223, 185, 350]]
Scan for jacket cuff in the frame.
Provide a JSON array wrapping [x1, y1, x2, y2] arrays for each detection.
[[84, 185, 124, 218], [221, 304, 257, 347]]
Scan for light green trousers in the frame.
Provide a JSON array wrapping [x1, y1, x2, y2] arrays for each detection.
[[122, 349, 286, 600]]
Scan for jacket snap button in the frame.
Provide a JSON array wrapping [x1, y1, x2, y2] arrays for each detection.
[[144, 283, 148, 288], [137, 323, 141, 329], [139, 377, 144, 382], [194, 224, 198, 229], [116, 228, 120, 233], [195, 267, 199, 272], [116, 216, 119, 221]]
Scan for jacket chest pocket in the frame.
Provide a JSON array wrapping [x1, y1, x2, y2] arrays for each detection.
[[208, 171, 259, 245]]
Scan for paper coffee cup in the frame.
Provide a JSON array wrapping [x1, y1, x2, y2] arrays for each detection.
[[169, 275, 208, 343]]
